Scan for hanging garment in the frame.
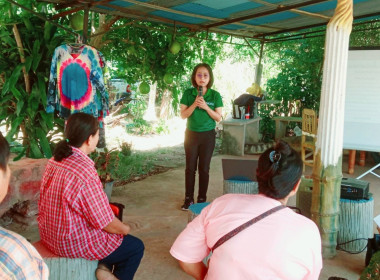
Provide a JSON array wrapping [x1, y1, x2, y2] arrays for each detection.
[[47, 44, 109, 120]]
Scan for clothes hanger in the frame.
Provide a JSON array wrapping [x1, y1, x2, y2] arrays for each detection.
[[68, 34, 85, 53]]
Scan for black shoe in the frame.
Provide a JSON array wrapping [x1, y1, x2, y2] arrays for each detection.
[[181, 198, 194, 211], [197, 197, 207, 203]]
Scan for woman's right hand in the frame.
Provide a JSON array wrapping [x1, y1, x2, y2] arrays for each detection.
[[103, 217, 130, 235], [377, 226, 380, 234], [194, 95, 203, 107]]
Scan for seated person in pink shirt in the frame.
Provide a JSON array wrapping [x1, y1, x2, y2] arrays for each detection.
[[170, 140, 322, 280], [0, 133, 49, 280], [38, 113, 144, 280]]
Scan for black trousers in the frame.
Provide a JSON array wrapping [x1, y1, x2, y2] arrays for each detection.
[[184, 129, 216, 201]]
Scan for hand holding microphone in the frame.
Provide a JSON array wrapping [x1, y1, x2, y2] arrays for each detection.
[[197, 86, 203, 109]]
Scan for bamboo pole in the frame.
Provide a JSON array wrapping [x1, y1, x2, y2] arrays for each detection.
[[311, 0, 353, 258], [12, 24, 30, 94]]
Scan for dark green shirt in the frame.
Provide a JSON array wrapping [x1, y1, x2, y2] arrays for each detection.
[[180, 88, 223, 132]]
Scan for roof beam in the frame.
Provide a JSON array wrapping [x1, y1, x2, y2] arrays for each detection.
[[204, 0, 329, 29], [117, 0, 278, 31], [257, 11, 380, 39], [52, 1, 113, 19], [101, 2, 199, 30], [118, 0, 220, 22], [56, 1, 87, 10], [51, 6, 84, 19], [250, 0, 330, 20]]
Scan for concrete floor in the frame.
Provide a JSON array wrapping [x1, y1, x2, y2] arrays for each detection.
[[10, 152, 379, 280], [110, 152, 379, 280]]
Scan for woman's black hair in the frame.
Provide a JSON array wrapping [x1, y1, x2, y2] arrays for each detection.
[[53, 113, 99, 162], [191, 63, 214, 89], [0, 132, 10, 172], [256, 140, 303, 199]]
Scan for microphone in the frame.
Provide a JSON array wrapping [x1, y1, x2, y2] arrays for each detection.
[[198, 86, 202, 109]]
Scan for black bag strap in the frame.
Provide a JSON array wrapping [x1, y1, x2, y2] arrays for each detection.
[[211, 205, 286, 252]]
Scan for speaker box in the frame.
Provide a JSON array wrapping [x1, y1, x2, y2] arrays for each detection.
[[296, 176, 313, 218]]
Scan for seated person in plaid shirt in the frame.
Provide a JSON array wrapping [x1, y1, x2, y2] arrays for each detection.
[[0, 133, 49, 280], [38, 113, 144, 280]]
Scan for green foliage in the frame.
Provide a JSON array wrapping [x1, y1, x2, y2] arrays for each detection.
[[257, 103, 277, 143], [126, 118, 154, 135], [0, 7, 69, 159], [113, 152, 154, 182], [90, 147, 123, 182], [92, 142, 157, 184], [124, 94, 147, 119], [100, 22, 225, 112], [350, 21, 380, 47], [265, 37, 324, 114], [359, 251, 380, 280], [125, 117, 170, 135], [259, 37, 324, 140], [154, 119, 169, 135]]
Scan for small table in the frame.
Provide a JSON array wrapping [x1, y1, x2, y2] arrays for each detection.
[[272, 116, 302, 140], [221, 117, 261, 156]]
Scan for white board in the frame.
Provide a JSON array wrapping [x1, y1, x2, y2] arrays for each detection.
[[343, 49, 380, 152]]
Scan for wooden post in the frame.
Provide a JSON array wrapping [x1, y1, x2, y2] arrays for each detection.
[[82, 7, 89, 44], [311, 0, 353, 258], [359, 151, 366, 166], [348, 149, 356, 174]]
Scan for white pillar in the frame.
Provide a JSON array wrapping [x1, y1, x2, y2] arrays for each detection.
[[311, 0, 353, 258]]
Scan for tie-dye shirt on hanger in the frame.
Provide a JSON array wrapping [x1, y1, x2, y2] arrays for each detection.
[[47, 44, 109, 120]]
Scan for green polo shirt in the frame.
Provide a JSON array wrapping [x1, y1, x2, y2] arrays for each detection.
[[180, 87, 223, 132]]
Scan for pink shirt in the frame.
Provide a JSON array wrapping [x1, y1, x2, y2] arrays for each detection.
[[38, 147, 122, 260], [170, 194, 322, 280]]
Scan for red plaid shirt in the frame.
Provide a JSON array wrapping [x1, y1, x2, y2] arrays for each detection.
[[38, 147, 123, 260]]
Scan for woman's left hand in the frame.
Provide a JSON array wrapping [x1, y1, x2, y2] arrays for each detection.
[[196, 97, 209, 110]]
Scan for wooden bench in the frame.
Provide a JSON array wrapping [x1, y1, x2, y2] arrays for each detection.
[[273, 116, 302, 140], [33, 241, 98, 280]]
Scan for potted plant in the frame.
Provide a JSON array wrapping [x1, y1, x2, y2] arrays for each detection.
[[90, 148, 120, 200]]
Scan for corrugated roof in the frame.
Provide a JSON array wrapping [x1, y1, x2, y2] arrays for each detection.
[[39, 0, 380, 41]]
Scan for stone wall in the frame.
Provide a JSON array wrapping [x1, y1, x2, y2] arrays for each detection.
[[0, 158, 48, 217]]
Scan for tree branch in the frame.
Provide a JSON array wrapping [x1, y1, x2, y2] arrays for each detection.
[[12, 24, 30, 94]]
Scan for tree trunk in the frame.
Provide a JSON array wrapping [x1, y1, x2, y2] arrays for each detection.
[[159, 89, 172, 119], [12, 23, 30, 148], [311, 0, 353, 258], [89, 14, 119, 49], [144, 82, 157, 121], [12, 24, 30, 94]]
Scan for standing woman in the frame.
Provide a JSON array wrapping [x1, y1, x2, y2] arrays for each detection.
[[38, 113, 144, 280], [180, 63, 223, 210]]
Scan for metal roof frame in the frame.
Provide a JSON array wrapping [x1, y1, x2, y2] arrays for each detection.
[[33, 0, 380, 42]]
